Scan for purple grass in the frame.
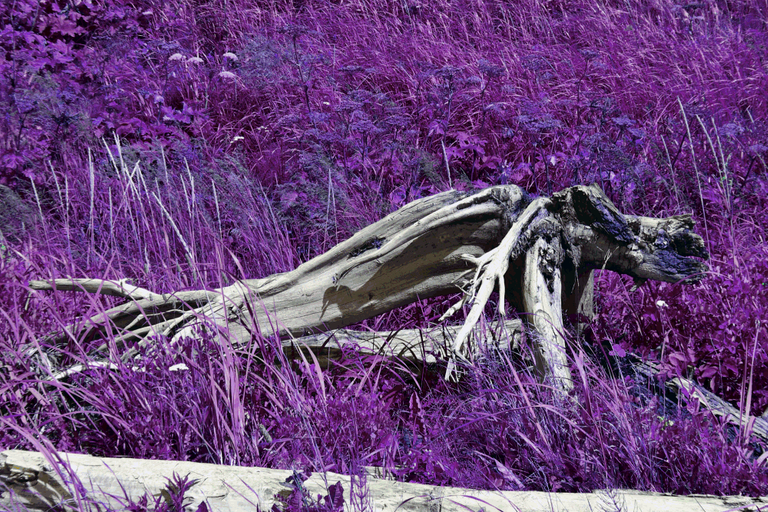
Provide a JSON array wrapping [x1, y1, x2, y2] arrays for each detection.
[[2, 0, 768, 509]]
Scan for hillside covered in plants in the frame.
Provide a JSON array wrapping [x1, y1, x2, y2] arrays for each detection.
[[1, 0, 768, 504]]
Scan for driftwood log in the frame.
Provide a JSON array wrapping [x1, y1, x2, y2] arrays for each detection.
[[29, 184, 709, 391], [2, 449, 766, 512]]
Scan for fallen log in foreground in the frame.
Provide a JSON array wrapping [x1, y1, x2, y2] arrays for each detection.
[[1, 449, 765, 512]]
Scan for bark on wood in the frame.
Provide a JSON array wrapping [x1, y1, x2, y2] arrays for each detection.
[[28, 184, 709, 390], [2, 449, 764, 512]]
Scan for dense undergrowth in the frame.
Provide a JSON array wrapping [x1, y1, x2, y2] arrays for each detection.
[[1, 0, 768, 509]]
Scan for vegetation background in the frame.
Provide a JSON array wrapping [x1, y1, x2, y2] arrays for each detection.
[[1, 0, 768, 507]]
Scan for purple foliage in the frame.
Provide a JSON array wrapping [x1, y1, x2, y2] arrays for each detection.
[[2, 0, 768, 508]]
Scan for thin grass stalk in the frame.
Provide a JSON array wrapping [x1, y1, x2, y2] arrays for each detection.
[[88, 148, 95, 266], [105, 142, 142, 267], [212, 177, 222, 241], [152, 190, 196, 282], [183, 160, 199, 263], [131, 160, 158, 274], [325, 164, 337, 250], [678, 97, 710, 254], [739, 320, 761, 445], [29, 177, 50, 252], [695, 116, 731, 209], [699, 115, 738, 269], [49, 160, 63, 210], [441, 139, 452, 189], [108, 187, 114, 251], [660, 134, 681, 210], [64, 175, 73, 261], [101, 136, 119, 174]]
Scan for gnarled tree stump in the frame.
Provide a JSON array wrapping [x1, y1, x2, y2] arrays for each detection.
[[29, 184, 709, 391]]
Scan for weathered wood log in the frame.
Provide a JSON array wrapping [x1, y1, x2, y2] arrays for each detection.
[[28, 184, 709, 390], [280, 319, 524, 368], [44, 320, 525, 381], [31, 185, 527, 352], [2, 449, 764, 512], [523, 236, 570, 391]]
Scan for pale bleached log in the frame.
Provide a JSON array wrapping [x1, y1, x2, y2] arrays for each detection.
[[2, 450, 765, 512], [27, 184, 709, 391], [282, 319, 524, 369], [29, 186, 527, 356]]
